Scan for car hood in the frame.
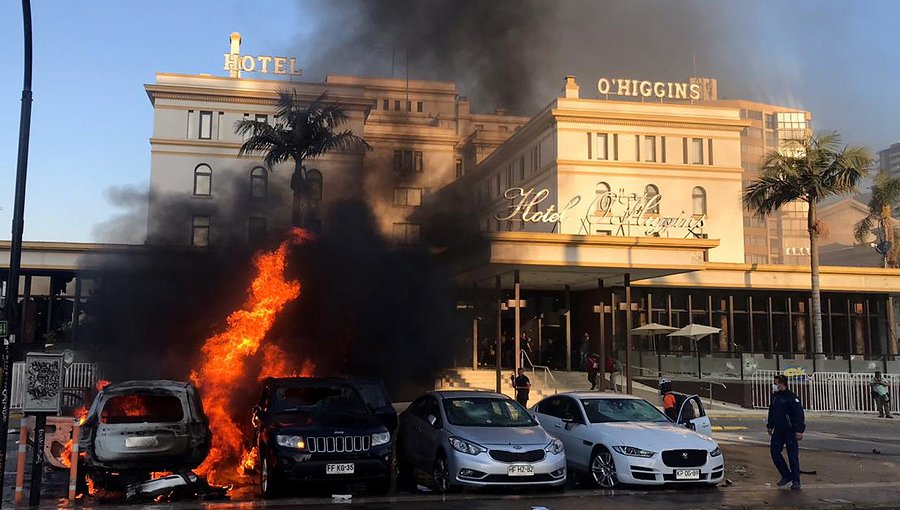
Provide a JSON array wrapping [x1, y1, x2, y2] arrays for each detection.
[[594, 422, 717, 451], [446, 425, 550, 446], [273, 412, 384, 434]]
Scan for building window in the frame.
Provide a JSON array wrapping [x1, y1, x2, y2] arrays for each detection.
[[645, 184, 660, 214], [192, 216, 210, 247], [199, 111, 212, 140], [660, 136, 667, 163], [307, 169, 323, 201], [417, 101, 423, 113], [587, 133, 592, 159], [597, 133, 609, 160], [692, 138, 704, 164], [250, 167, 267, 199], [635, 135, 641, 161], [692, 187, 707, 216], [255, 114, 268, 124], [499, 125, 508, 132], [193, 164, 212, 196], [644, 136, 657, 162], [248, 217, 266, 244], [392, 223, 420, 245], [474, 124, 484, 131], [682, 137, 688, 164], [394, 100, 401, 111], [393, 187, 423, 207], [708, 139, 714, 165], [407, 100, 412, 112], [414, 151, 423, 172], [393, 150, 423, 173], [456, 158, 463, 178], [383, 99, 389, 110]]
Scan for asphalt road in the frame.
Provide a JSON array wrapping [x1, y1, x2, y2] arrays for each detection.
[[5, 412, 900, 509]]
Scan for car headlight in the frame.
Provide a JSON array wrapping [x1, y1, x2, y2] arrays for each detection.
[[612, 445, 655, 458], [544, 438, 564, 455], [710, 446, 722, 457], [448, 436, 486, 455], [372, 431, 391, 446], [275, 434, 306, 449]]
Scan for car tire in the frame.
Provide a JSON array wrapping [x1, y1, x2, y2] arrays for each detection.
[[366, 476, 391, 496], [589, 446, 618, 489], [260, 453, 282, 499], [432, 452, 456, 494]]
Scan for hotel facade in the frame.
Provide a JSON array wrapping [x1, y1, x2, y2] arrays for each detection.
[[2, 35, 898, 384]]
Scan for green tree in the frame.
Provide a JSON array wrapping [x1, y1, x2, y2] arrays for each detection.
[[236, 90, 371, 229], [742, 132, 871, 355], [854, 171, 900, 268]]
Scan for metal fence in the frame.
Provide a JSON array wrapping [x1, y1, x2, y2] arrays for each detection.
[[10, 361, 103, 410], [751, 369, 900, 414]]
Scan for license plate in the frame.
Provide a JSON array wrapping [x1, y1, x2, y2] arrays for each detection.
[[675, 469, 700, 480], [507, 464, 535, 476], [326, 463, 355, 475], [124, 436, 158, 448]]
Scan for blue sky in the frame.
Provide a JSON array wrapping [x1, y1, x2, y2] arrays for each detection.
[[1, 1, 899, 243]]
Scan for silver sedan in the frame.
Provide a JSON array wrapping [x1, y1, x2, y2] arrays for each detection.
[[396, 390, 566, 492]]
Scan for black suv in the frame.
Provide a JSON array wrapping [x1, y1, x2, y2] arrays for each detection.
[[251, 377, 395, 498]]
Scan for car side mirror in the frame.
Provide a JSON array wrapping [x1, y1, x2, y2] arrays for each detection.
[[427, 414, 439, 428]]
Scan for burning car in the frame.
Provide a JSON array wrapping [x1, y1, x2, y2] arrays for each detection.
[[250, 377, 395, 498], [78, 380, 211, 486]]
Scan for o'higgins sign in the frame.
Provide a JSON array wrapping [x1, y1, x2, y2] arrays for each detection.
[[496, 185, 706, 238], [597, 77, 701, 100]]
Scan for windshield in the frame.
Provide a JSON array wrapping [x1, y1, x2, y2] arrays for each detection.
[[581, 398, 669, 424], [443, 397, 536, 427], [272, 385, 368, 415]]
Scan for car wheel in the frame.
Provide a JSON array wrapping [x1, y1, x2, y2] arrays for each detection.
[[260, 454, 282, 499], [589, 446, 618, 488], [366, 476, 391, 496], [432, 453, 455, 494]]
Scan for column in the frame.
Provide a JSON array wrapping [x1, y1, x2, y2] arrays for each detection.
[[565, 284, 572, 372], [625, 273, 633, 395], [514, 270, 521, 370], [495, 276, 502, 393]]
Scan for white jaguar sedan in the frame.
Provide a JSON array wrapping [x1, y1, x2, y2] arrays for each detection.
[[531, 392, 724, 488]]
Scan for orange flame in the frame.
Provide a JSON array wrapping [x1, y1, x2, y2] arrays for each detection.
[[190, 231, 314, 485], [85, 474, 97, 496], [96, 379, 111, 392], [60, 407, 90, 469]]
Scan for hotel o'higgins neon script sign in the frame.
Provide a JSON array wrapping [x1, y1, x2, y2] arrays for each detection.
[[496, 185, 707, 238], [597, 77, 702, 101]]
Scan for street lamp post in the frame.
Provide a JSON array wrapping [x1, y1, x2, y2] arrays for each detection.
[[0, 0, 34, 503]]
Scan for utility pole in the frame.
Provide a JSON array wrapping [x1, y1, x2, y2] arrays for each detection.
[[1, 0, 34, 503]]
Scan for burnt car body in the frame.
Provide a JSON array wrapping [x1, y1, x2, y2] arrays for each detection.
[[78, 380, 211, 473], [251, 377, 395, 498]]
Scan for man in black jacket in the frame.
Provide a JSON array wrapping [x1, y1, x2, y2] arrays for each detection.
[[767, 374, 806, 490]]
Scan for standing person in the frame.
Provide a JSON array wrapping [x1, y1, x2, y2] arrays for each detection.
[[767, 374, 805, 490], [871, 371, 893, 418], [585, 353, 601, 390], [579, 333, 591, 371], [511, 368, 531, 407], [542, 338, 555, 369], [606, 353, 621, 393], [522, 332, 534, 364]]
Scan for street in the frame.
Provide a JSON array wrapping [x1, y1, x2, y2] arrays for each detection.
[[5, 411, 900, 509]]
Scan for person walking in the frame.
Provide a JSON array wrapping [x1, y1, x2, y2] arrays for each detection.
[[579, 333, 591, 371], [606, 353, 621, 393], [767, 374, 805, 490], [585, 353, 601, 390], [871, 371, 893, 418], [511, 368, 532, 408]]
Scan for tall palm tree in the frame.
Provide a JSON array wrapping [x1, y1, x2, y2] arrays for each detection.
[[236, 90, 371, 229], [854, 171, 900, 268], [743, 132, 871, 355]]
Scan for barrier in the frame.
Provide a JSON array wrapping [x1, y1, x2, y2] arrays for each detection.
[[10, 362, 102, 409], [751, 369, 900, 414]]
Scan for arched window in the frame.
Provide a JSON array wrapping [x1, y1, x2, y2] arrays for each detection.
[[644, 184, 660, 214], [307, 169, 323, 201], [193, 164, 212, 196], [692, 186, 707, 216], [250, 167, 267, 199], [594, 181, 611, 214]]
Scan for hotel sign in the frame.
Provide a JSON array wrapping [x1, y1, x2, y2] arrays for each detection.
[[496, 185, 706, 238], [224, 54, 302, 76], [597, 77, 701, 101]]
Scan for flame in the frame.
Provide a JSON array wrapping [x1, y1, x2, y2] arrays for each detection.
[[191, 230, 313, 485], [150, 471, 172, 480], [86, 474, 97, 496], [96, 379, 111, 391], [60, 407, 90, 469]]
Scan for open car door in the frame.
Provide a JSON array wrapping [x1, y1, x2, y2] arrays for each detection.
[[676, 394, 712, 437], [350, 379, 398, 433]]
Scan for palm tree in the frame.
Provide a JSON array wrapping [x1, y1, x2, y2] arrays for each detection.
[[742, 132, 871, 356], [236, 90, 371, 229], [854, 172, 900, 268]]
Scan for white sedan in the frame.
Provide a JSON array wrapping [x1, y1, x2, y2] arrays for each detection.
[[531, 392, 723, 488]]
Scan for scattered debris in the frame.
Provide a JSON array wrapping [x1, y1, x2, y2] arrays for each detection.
[[124, 471, 228, 504], [723, 478, 734, 487], [417, 484, 432, 492], [873, 448, 881, 454], [332, 494, 352, 503]]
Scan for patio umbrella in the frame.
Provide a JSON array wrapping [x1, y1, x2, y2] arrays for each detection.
[[631, 323, 678, 351], [667, 324, 722, 351]]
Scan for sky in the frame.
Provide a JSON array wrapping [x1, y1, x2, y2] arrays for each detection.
[[1, 0, 900, 243]]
